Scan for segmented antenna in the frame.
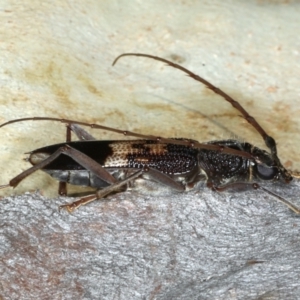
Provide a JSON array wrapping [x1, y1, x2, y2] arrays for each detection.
[[112, 53, 292, 182]]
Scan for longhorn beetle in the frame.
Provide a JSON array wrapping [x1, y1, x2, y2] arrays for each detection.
[[1, 53, 300, 214]]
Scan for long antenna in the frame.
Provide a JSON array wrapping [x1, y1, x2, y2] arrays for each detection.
[[112, 53, 292, 182]]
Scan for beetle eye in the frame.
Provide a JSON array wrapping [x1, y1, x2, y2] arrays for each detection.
[[256, 164, 278, 180]]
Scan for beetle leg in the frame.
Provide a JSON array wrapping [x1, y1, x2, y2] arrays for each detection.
[[57, 126, 72, 195], [207, 181, 300, 214], [58, 124, 96, 195], [145, 167, 185, 191], [58, 182, 67, 196], [207, 181, 255, 193], [68, 123, 96, 141], [60, 169, 144, 212], [0, 145, 117, 190]]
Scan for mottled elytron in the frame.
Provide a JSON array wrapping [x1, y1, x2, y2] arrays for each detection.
[[1, 53, 299, 214]]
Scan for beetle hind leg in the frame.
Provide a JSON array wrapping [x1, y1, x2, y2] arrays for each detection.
[[68, 123, 96, 141], [60, 169, 144, 212], [58, 124, 97, 196]]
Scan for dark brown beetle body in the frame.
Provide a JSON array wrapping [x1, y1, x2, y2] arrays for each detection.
[[28, 138, 281, 194]]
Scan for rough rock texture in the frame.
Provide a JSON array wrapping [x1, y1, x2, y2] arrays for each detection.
[[1, 179, 300, 299]]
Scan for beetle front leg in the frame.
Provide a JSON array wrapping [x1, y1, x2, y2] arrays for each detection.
[[207, 181, 300, 215]]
